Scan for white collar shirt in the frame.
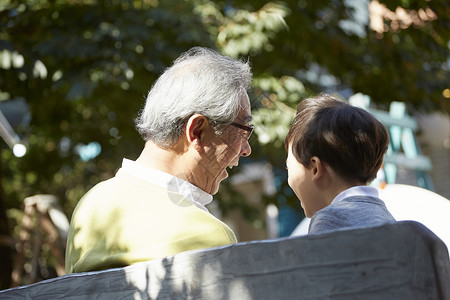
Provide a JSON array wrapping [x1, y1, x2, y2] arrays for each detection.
[[118, 158, 213, 212], [332, 185, 379, 204]]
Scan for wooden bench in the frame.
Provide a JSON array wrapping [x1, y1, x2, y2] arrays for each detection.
[[1, 221, 449, 299]]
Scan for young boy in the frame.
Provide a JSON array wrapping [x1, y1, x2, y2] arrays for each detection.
[[285, 93, 396, 234]]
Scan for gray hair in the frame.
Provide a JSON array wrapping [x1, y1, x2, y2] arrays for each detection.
[[135, 47, 252, 147]]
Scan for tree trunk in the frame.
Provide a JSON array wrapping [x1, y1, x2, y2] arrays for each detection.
[[0, 157, 13, 289]]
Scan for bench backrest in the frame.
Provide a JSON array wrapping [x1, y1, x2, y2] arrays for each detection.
[[1, 221, 449, 299]]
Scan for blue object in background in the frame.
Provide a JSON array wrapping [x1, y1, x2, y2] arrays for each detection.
[[76, 142, 102, 161], [278, 204, 303, 237]]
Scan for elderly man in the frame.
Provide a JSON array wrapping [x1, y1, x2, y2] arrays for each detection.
[[65, 47, 253, 273]]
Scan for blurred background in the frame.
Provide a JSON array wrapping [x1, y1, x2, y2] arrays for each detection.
[[0, 0, 449, 289]]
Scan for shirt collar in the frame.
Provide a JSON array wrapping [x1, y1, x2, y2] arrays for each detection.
[[119, 158, 213, 211], [332, 185, 379, 204]]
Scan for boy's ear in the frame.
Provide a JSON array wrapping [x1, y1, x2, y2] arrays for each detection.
[[310, 156, 325, 182], [185, 114, 208, 150]]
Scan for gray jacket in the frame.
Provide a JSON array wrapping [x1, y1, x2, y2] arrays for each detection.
[[308, 196, 396, 234]]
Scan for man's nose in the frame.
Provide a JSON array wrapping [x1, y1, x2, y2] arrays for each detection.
[[240, 139, 252, 157]]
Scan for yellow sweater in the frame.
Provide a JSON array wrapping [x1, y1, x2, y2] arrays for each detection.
[[65, 171, 237, 274]]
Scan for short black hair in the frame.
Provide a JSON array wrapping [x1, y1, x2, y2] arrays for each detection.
[[285, 93, 389, 184]]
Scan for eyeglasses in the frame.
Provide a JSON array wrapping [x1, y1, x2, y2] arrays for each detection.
[[230, 122, 254, 140]]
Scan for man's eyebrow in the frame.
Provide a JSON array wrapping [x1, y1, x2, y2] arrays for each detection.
[[242, 115, 253, 123]]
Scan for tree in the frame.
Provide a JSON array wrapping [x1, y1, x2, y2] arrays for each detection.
[[0, 0, 216, 286]]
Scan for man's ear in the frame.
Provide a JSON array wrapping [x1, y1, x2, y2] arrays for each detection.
[[185, 114, 208, 150], [309, 156, 325, 182]]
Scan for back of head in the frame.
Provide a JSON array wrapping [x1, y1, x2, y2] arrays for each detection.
[[135, 47, 252, 147], [285, 93, 389, 184]]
